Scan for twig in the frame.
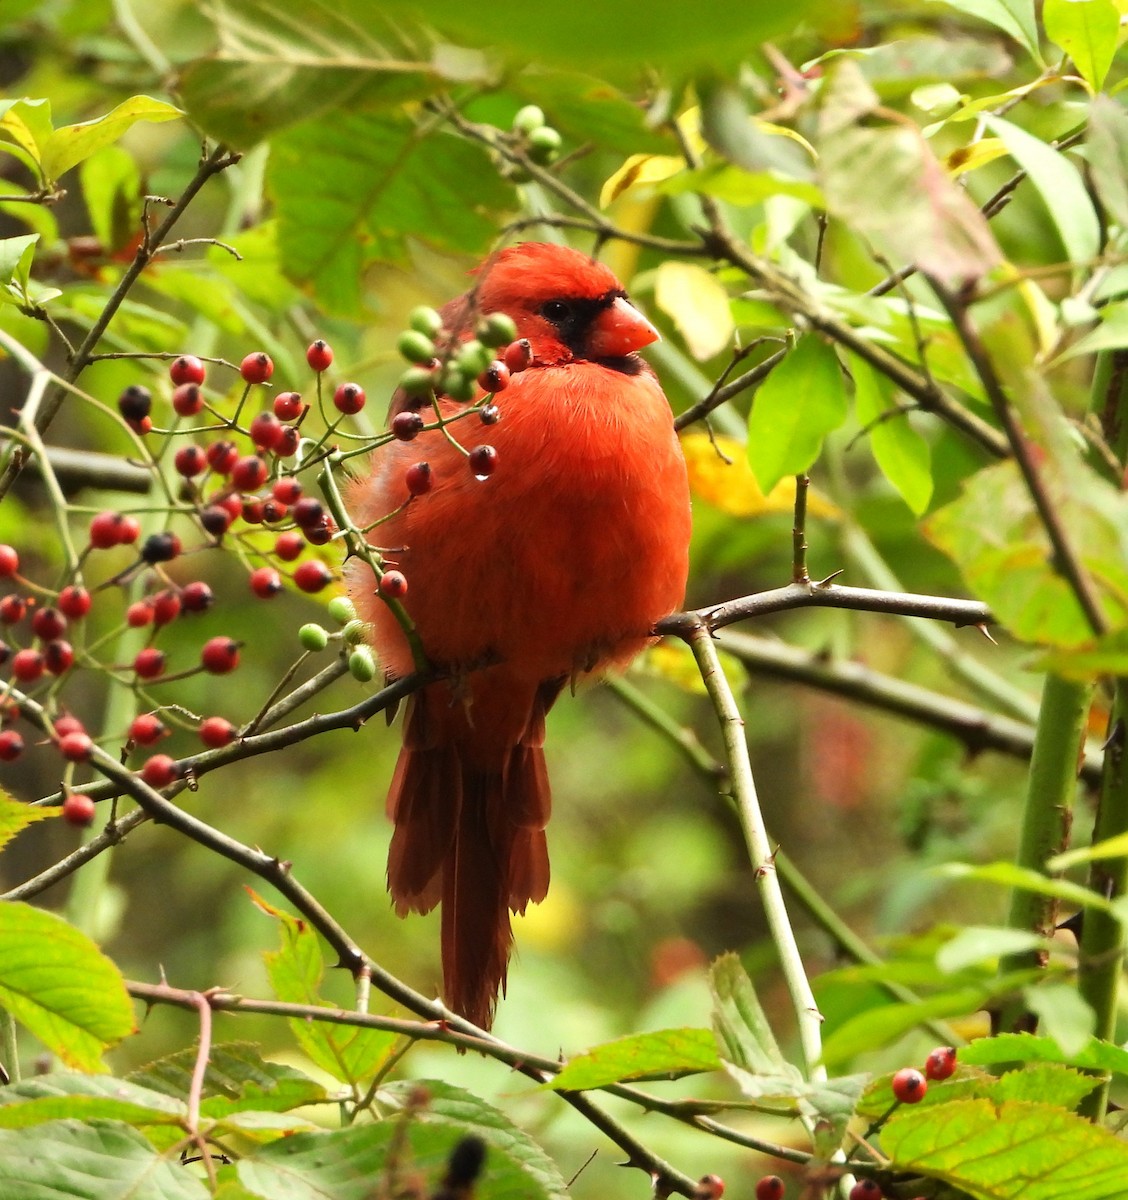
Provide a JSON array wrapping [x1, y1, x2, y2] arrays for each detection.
[[792, 475, 810, 585], [185, 989, 217, 1189], [675, 347, 788, 432]]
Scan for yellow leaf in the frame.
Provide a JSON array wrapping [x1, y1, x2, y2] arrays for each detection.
[[654, 262, 734, 360], [681, 432, 841, 519], [601, 153, 685, 207], [945, 137, 1009, 175]]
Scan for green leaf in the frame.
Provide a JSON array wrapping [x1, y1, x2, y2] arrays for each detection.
[[984, 115, 1101, 267], [181, 0, 463, 146], [1049, 830, 1128, 870], [0, 1072, 186, 1129], [383, 1080, 570, 1199], [1043, 0, 1119, 90], [267, 112, 515, 313], [653, 262, 734, 361], [935, 0, 1042, 62], [818, 61, 1002, 285], [1088, 95, 1128, 231], [1053, 299, 1128, 363], [710, 953, 789, 1075], [0, 233, 39, 307], [0, 98, 54, 179], [746, 335, 847, 492], [960, 1031, 1128, 1076], [849, 352, 932, 514], [260, 895, 398, 1085], [80, 145, 141, 253], [936, 861, 1120, 917], [1023, 982, 1096, 1057], [661, 163, 823, 207], [0, 789, 56, 850], [935, 925, 1047, 974], [41, 96, 181, 183], [546, 1028, 720, 1090], [1037, 628, 1128, 680], [0, 1119, 207, 1199], [883, 1099, 1128, 1199], [0, 901, 135, 1071]]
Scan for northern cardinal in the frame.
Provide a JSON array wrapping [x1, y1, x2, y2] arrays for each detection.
[[348, 242, 691, 1028]]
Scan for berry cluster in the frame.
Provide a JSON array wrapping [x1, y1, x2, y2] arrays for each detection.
[[500, 105, 563, 181]]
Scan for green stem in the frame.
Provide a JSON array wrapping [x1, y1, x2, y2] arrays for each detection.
[[998, 674, 1092, 1029], [2, 1010, 18, 1083]]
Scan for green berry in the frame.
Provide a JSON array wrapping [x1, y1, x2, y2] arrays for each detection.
[[298, 623, 330, 651], [399, 366, 437, 397], [397, 329, 436, 365], [527, 126, 562, 165], [342, 619, 368, 645], [409, 306, 444, 338], [512, 104, 545, 134], [478, 312, 519, 348], [327, 596, 357, 625], [349, 645, 377, 682], [456, 339, 492, 377], [440, 366, 477, 402]]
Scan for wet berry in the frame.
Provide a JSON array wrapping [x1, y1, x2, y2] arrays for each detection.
[[478, 361, 510, 393], [468, 444, 498, 478], [405, 461, 433, 496], [503, 338, 533, 373], [392, 411, 425, 441], [240, 498, 265, 525]]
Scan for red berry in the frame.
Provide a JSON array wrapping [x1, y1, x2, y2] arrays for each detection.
[[206, 439, 239, 474], [293, 560, 333, 593], [140, 754, 178, 788], [201, 637, 240, 674], [133, 647, 166, 679], [240, 352, 274, 384], [272, 477, 302, 505], [303, 521, 332, 546], [261, 499, 287, 524], [250, 410, 283, 450], [43, 640, 74, 675], [141, 531, 181, 564], [0, 729, 23, 760], [333, 382, 366, 414], [0, 545, 18, 577], [58, 730, 93, 762], [63, 793, 96, 825], [217, 493, 244, 523], [180, 581, 214, 613], [200, 505, 233, 537], [478, 361, 510, 393], [274, 531, 304, 561], [174, 444, 207, 477], [274, 425, 301, 457], [273, 391, 304, 421], [231, 456, 268, 492], [479, 403, 501, 425], [58, 586, 92, 619], [503, 338, 532, 373], [697, 1176, 726, 1200], [848, 1182, 883, 1200], [924, 1045, 957, 1081], [306, 339, 333, 371], [119, 516, 141, 544], [118, 384, 152, 423], [129, 713, 166, 745], [11, 648, 44, 682], [405, 461, 433, 497], [249, 566, 282, 598], [89, 511, 125, 549], [380, 570, 408, 600], [126, 601, 154, 628], [198, 716, 237, 748], [0, 595, 25, 623], [468, 444, 498, 478], [392, 411, 425, 441], [172, 381, 205, 416], [170, 355, 206, 387], [150, 590, 181, 626], [241, 497, 265, 524], [53, 715, 85, 738], [292, 497, 325, 528], [31, 607, 66, 641], [891, 1067, 927, 1104]]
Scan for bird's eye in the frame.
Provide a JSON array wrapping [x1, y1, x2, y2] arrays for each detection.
[[541, 300, 571, 323]]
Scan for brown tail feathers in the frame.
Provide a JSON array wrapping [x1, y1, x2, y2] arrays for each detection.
[[385, 678, 558, 1029]]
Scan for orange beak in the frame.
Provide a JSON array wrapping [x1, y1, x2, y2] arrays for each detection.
[[587, 297, 660, 357]]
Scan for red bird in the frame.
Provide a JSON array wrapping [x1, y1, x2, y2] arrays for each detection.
[[348, 242, 691, 1029]]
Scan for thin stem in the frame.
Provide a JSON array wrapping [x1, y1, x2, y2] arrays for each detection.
[[185, 990, 217, 1189], [686, 622, 824, 1078], [2, 1011, 18, 1084], [792, 474, 810, 584]]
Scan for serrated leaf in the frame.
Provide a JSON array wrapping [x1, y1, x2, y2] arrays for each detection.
[[935, 0, 1042, 62], [1043, 0, 1119, 91], [709, 953, 790, 1075], [654, 261, 733, 360], [0, 1072, 186, 1128], [546, 1028, 720, 1090], [746, 335, 847, 492], [0, 901, 135, 1071], [960, 1031, 1128, 1076], [884, 1099, 1128, 1199], [42, 96, 181, 183], [849, 351, 932, 514], [984, 115, 1100, 268], [259, 894, 397, 1085], [1088, 96, 1128, 232], [0, 1119, 207, 1199], [0, 789, 56, 850], [267, 113, 515, 313]]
